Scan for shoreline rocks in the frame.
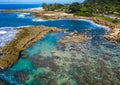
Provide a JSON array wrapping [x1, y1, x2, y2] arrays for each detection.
[[104, 25, 120, 43], [60, 30, 92, 44], [0, 26, 64, 69], [70, 17, 120, 43], [0, 49, 2, 53]]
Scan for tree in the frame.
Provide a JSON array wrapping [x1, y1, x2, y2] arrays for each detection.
[[42, 3, 48, 11], [69, 2, 80, 13]]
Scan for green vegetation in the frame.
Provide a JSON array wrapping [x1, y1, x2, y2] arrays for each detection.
[[94, 14, 120, 23], [42, 0, 120, 23], [84, 0, 120, 15], [42, 3, 64, 11], [42, 3, 70, 12], [69, 2, 80, 13]]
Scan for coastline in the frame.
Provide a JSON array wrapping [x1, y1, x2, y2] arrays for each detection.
[[0, 9, 119, 43], [74, 16, 120, 43], [0, 9, 119, 69], [0, 2, 120, 84], [0, 26, 64, 69]]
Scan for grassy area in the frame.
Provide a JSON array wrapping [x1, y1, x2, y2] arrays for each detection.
[[74, 12, 120, 23], [94, 14, 120, 23], [74, 11, 94, 17]]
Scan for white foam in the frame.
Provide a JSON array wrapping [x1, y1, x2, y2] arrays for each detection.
[[0, 29, 18, 48], [0, 25, 39, 48], [17, 13, 30, 18], [32, 18, 45, 22], [0, 31, 7, 34], [32, 18, 64, 22], [0, 25, 33, 29], [0, 28, 19, 47], [16, 25, 33, 28], [0, 27, 14, 29], [23, 7, 43, 11]]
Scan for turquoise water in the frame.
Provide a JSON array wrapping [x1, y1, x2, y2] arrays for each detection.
[[0, 12, 120, 85]]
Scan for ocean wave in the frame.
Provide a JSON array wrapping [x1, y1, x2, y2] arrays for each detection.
[[32, 18, 45, 22], [32, 18, 64, 22], [16, 25, 33, 28], [0, 25, 33, 29], [0, 28, 18, 48], [0, 30, 7, 34], [23, 7, 43, 10], [17, 13, 31, 18], [0, 25, 33, 48], [0, 27, 14, 30]]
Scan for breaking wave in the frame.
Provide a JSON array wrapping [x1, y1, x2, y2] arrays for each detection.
[[17, 13, 31, 18]]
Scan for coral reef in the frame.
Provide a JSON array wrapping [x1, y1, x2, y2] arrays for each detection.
[[25, 41, 120, 85], [16, 71, 29, 83]]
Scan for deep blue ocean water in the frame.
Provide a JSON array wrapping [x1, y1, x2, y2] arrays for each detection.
[[0, 4, 42, 10], [0, 5, 120, 85]]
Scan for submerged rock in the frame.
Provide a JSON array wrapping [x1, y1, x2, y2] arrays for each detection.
[[0, 80, 6, 85], [16, 71, 29, 83], [30, 55, 59, 71], [49, 79, 59, 85]]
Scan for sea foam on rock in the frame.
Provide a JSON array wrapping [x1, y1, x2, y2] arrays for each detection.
[[0, 31, 7, 34], [0, 28, 18, 48]]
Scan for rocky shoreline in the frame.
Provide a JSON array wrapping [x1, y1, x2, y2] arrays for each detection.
[[104, 26, 120, 43], [60, 30, 92, 44], [76, 17, 120, 43], [0, 9, 119, 69], [0, 26, 64, 69], [0, 9, 119, 43]]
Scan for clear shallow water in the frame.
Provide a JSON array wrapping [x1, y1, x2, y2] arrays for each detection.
[[0, 12, 120, 85]]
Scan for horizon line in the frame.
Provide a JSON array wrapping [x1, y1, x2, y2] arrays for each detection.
[[0, 2, 84, 4]]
